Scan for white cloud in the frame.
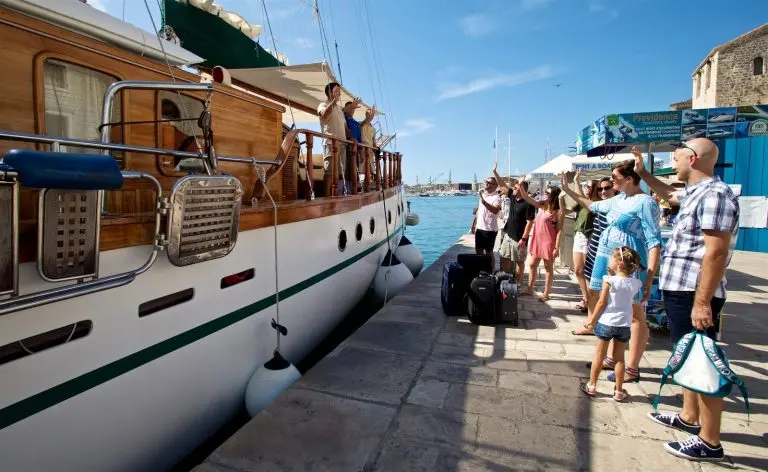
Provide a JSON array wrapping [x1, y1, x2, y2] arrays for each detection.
[[459, 13, 497, 37], [589, 1, 619, 19], [437, 66, 553, 100], [521, 0, 552, 10], [291, 37, 314, 49], [399, 119, 436, 138]]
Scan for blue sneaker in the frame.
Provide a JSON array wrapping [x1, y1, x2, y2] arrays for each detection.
[[664, 435, 724, 462], [647, 411, 701, 435]]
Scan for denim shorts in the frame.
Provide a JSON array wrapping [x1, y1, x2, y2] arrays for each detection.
[[662, 290, 725, 343], [594, 323, 631, 343]]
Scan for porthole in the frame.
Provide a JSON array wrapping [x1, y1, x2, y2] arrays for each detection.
[[338, 229, 347, 252], [369, 217, 376, 235], [397, 204, 401, 216], [388, 210, 392, 224], [355, 222, 363, 242]]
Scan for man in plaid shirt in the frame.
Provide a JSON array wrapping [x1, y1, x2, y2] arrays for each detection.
[[633, 138, 739, 462]]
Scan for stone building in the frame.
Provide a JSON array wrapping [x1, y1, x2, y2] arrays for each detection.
[[689, 23, 768, 108]]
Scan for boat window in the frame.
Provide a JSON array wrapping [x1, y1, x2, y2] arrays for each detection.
[[138, 288, 195, 318], [221, 268, 255, 289], [355, 222, 363, 242], [43, 59, 122, 163], [338, 229, 347, 252], [0, 320, 92, 366], [157, 91, 205, 171]]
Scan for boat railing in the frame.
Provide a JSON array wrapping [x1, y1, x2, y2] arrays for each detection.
[[289, 128, 402, 198]]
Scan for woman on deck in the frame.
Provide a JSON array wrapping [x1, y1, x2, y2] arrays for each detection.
[[517, 177, 563, 302], [559, 156, 662, 383]]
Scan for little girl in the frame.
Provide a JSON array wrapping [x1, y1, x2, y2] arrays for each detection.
[[580, 246, 643, 402]]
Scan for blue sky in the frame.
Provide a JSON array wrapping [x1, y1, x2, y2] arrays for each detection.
[[96, 0, 767, 184]]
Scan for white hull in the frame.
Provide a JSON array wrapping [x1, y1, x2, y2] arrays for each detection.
[[0, 190, 405, 472]]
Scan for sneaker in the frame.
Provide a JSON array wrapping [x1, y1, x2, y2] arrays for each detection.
[[664, 435, 724, 462], [647, 411, 701, 435]]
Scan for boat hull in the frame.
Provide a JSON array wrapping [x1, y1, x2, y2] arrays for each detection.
[[0, 190, 405, 472]]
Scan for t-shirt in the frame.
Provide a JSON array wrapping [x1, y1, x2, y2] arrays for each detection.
[[504, 190, 536, 241], [345, 112, 362, 143], [599, 275, 643, 327], [317, 100, 346, 146], [573, 206, 594, 239], [476, 192, 502, 232], [361, 122, 375, 146]]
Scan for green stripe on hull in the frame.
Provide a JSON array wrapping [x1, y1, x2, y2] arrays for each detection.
[[0, 228, 401, 430]]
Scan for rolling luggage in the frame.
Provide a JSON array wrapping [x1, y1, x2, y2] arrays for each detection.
[[441, 262, 468, 316], [466, 272, 498, 325], [456, 253, 493, 280], [498, 278, 519, 326]]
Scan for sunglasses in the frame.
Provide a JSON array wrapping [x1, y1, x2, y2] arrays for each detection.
[[599, 186, 612, 191], [676, 142, 698, 158]]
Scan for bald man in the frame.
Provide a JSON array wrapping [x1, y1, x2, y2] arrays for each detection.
[[633, 139, 739, 462]]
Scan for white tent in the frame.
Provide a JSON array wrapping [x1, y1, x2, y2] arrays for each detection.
[[526, 154, 574, 179], [227, 62, 379, 124]]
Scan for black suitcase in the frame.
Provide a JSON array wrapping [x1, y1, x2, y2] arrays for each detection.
[[466, 272, 499, 325], [457, 253, 493, 280], [441, 262, 468, 316], [498, 278, 519, 326]]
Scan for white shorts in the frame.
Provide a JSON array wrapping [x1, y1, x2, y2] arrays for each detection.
[[573, 232, 589, 254]]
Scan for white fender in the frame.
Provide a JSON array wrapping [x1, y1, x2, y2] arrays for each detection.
[[373, 250, 413, 300], [244, 351, 301, 417], [396, 236, 424, 277]]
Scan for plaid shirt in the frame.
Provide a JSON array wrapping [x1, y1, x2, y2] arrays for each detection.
[[659, 175, 739, 298]]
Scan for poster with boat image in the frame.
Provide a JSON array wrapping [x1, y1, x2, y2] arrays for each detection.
[[605, 111, 682, 144], [705, 107, 737, 139], [734, 104, 768, 137]]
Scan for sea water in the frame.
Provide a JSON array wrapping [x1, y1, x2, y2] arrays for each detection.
[[404, 195, 480, 270]]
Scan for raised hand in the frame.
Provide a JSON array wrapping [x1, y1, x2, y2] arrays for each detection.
[[493, 162, 498, 174], [632, 146, 646, 174], [559, 172, 567, 188], [574, 168, 582, 181]]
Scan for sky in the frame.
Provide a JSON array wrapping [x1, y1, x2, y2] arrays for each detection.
[[94, 0, 768, 185]]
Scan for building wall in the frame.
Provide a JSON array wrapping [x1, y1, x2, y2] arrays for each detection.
[[715, 31, 768, 106], [692, 52, 719, 108]]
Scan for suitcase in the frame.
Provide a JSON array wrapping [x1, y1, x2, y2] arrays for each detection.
[[466, 272, 499, 325], [457, 253, 493, 280], [441, 262, 468, 316], [497, 278, 519, 326]]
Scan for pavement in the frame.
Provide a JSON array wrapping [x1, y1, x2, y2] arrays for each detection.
[[193, 235, 768, 472]]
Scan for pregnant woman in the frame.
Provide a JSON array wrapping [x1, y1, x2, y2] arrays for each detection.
[[560, 157, 662, 383]]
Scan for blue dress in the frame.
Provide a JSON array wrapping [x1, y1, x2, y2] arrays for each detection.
[[589, 193, 662, 299]]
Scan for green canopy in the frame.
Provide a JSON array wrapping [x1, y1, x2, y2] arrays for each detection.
[[163, 0, 283, 69]]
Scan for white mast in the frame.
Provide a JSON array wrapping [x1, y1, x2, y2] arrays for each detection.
[[507, 132, 511, 178], [494, 126, 498, 164]]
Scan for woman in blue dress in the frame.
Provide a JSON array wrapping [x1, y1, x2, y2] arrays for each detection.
[[560, 152, 662, 383]]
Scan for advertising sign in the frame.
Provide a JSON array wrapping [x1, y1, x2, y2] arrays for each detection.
[[735, 105, 768, 138], [605, 111, 682, 144]]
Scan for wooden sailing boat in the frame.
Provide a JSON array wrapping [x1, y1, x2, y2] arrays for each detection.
[[0, 1, 407, 470]]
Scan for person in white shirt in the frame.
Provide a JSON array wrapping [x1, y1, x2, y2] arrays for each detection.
[[474, 177, 502, 268], [317, 82, 350, 195], [580, 246, 643, 402]]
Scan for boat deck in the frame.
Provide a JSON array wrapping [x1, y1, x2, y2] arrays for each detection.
[[193, 236, 768, 471]]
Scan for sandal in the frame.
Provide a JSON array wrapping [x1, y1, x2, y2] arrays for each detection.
[[580, 381, 596, 397], [571, 324, 594, 336], [519, 290, 533, 297], [613, 388, 629, 402], [607, 369, 641, 383], [585, 357, 615, 370], [538, 295, 550, 302], [574, 298, 587, 311]]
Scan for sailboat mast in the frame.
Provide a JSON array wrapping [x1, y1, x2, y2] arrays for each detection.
[[507, 132, 511, 178], [494, 126, 498, 164]]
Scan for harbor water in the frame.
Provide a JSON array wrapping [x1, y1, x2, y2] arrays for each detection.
[[404, 195, 479, 270]]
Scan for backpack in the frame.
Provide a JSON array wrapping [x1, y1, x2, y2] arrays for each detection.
[[653, 330, 749, 418]]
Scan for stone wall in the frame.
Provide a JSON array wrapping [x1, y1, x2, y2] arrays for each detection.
[[715, 29, 768, 106], [693, 53, 719, 108]]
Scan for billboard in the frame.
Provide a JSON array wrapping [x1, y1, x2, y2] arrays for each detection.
[[576, 104, 768, 154]]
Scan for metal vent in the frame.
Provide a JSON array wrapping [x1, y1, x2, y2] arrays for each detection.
[[167, 175, 243, 267], [38, 189, 100, 282], [0, 180, 18, 295]]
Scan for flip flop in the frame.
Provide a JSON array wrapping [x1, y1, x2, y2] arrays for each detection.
[[571, 325, 594, 336], [538, 296, 550, 302]]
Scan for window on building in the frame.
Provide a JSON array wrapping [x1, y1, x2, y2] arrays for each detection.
[[43, 59, 122, 160], [693, 74, 700, 98], [755, 57, 764, 76], [704, 62, 710, 90]]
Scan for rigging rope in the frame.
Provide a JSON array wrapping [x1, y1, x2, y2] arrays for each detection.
[[142, 0, 206, 157], [260, 0, 297, 127], [325, 0, 343, 83], [361, 0, 396, 149], [255, 165, 283, 352]]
